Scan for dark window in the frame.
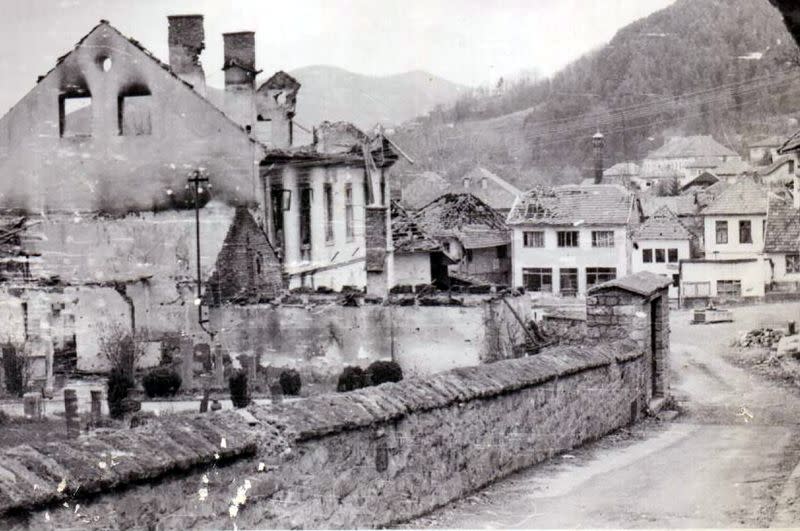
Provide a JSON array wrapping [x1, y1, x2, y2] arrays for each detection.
[[59, 94, 92, 137], [655, 249, 666, 263], [557, 231, 579, 248], [717, 280, 741, 297], [592, 231, 614, 248], [586, 267, 616, 288], [523, 231, 544, 248], [255, 252, 263, 275], [715, 220, 728, 244], [300, 187, 312, 260], [672, 274, 680, 287], [559, 268, 578, 297], [668, 248, 679, 263], [465, 249, 473, 262], [523, 268, 552, 292], [345, 184, 354, 241], [324, 183, 334, 243], [739, 220, 752, 244], [496, 245, 507, 259], [787, 254, 800, 274], [643, 249, 653, 263]]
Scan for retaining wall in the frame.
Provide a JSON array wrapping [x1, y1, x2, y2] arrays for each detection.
[[1, 341, 646, 530]]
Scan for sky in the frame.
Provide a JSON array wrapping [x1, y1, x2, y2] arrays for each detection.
[[0, 0, 675, 114]]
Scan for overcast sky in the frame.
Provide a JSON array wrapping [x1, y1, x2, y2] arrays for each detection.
[[0, 0, 675, 114]]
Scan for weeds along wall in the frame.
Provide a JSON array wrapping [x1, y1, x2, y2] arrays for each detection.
[[1, 341, 647, 529]]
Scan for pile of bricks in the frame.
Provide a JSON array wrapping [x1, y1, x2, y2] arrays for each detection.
[[737, 328, 785, 348]]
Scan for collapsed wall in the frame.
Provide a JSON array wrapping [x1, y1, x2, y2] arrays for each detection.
[[1, 341, 647, 529]]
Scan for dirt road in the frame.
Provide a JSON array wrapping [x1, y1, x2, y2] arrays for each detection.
[[407, 302, 800, 528]]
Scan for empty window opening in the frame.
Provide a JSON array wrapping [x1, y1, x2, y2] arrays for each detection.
[[668, 248, 679, 263], [300, 187, 312, 260], [59, 94, 92, 138], [345, 184, 354, 241], [118, 87, 153, 136], [560, 268, 578, 296], [324, 183, 334, 244], [655, 249, 666, 263], [643, 249, 653, 263], [100, 57, 113, 72], [739, 220, 752, 244]]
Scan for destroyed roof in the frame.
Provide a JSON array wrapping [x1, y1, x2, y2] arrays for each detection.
[[460, 167, 522, 210], [261, 132, 399, 168], [645, 135, 739, 159], [604, 162, 640, 177], [587, 271, 672, 296], [701, 178, 768, 216], [390, 201, 441, 253], [414, 193, 510, 249], [764, 193, 800, 253], [507, 184, 635, 226], [632, 206, 693, 241], [260, 70, 301, 91], [639, 194, 698, 217]]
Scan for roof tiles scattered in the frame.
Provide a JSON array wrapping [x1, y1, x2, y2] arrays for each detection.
[[507, 184, 635, 226], [390, 201, 441, 253], [415, 193, 510, 248]]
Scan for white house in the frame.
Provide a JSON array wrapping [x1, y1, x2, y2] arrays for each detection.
[[764, 188, 800, 291], [506, 184, 636, 297], [631, 206, 693, 299], [680, 178, 770, 302], [748, 136, 785, 165], [641, 135, 741, 185]]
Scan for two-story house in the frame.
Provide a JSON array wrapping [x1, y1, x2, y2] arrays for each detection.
[[680, 178, 770, 301], [506, 184, 637, 297], [631, 206, 693, 299]]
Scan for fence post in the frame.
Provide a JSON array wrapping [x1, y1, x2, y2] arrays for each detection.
[[90, 390, 103, 424], [64, 389, 80, 438]]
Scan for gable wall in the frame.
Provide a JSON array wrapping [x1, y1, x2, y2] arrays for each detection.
[[0, 25, 263, 213]]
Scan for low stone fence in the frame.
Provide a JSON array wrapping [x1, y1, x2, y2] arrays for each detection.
[[1, 341, 646, 529]]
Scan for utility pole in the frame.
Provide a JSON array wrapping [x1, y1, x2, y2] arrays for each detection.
[[188, 170, 213, 337]]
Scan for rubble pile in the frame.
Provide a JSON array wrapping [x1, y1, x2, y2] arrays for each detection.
[[736, 328, 785, 349]]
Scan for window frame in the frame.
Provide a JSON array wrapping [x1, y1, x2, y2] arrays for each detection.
[[642, 249, 653, 263], [344, 183, 354, 241], [324, 183, 334, 244], [523, 231, 545, 248], [668, 248, 679, 263], [591, 230, 614, 248], [715, 220, 728, 244], [738, 220, 752, 244], [717, 279, 742, 297], [557, 230, 579, 248], [787, 254, 800, 274], [586, 267, 616, 288], [655, 249, 666, 263], [522, 267, 553, 293], [559, 268, 578, 297]]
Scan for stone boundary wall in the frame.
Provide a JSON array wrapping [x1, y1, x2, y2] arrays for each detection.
[[2, 341, 646, 529]]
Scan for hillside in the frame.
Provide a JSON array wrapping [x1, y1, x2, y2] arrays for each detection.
[[390, 0, 800, 189]]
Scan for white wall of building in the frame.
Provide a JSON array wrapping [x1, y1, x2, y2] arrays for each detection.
[[680, 258, 768, 299], [394, 253, 432, 287], [703, 214, 766, 259], [632, 239, 690, 298], [511, 225, 629, 296]]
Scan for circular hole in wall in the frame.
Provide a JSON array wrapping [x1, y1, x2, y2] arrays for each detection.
[[101, 57, 112, 72]]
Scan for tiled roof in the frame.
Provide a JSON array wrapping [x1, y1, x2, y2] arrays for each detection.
[[639, 194, 698, 217], [765, 193, 800, 253], [701, 178, 768, 216], [758, 155, 795, 177], [712, 158, 753, 176], [604, 162, 640, 177], [507, 184, 634, 226], [390, 201, 441, 253], [587, 271, 672, 296], [415, 193, 510, 248], [632, 206, 693, 241], [681, 171, 719, 191], [646, 135, 739, 159]]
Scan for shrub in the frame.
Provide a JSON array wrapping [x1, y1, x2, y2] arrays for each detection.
[[99, 325, 143, 380], [337, 366, 366, 392], [366, 360, 403, 386], [142, 367, 182, 398], [107, 368, 135, 419], [229, 370, 250, 408], [279, 369, 302, 396], [1, 345, 30, 398]]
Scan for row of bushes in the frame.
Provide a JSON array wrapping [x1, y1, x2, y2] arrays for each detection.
[[336, 360, 403, 392]]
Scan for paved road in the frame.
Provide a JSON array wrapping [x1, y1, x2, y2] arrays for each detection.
[[408, 302, 800, 528]]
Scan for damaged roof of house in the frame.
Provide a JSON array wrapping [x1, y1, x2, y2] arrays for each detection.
[[765, 193, 800, 253], [507, 184, 635, 226], [390, 201, 441, 253], [632, 206, 693, 241], [701, 178, 769, 215], [414, 193, 510, 249]]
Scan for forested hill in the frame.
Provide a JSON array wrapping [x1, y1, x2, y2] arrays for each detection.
[[390, 0, 800, 189]]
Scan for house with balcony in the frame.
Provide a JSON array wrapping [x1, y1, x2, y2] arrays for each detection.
[[506, 184, 637, 297]]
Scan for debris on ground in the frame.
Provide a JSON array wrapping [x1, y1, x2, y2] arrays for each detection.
[[736, 328, 785, 349], [776, 335, 800, 358]]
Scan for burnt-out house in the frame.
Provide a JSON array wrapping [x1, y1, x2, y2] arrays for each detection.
[[390, 201, 451, 288], [0, 15, 402, 375], [413, 193, 511, 286]]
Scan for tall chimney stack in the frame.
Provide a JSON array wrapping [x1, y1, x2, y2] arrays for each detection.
[[222, 32, 257, 90], [592, 131, 605, 184], [167, 15, 206, 96]]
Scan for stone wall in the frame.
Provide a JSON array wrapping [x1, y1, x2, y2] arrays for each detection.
[[1, 341, 647, 529]]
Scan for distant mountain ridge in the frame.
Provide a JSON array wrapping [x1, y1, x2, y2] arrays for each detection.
[[390, 0, 800, 188]]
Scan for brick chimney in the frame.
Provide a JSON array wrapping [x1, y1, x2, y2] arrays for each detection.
[[223, 32, 257, 90], [167, 15, 206, 96], [592, 131, 605, 184]]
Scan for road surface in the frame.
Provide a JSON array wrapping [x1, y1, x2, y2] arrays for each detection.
[[407, 302, 800, 528]]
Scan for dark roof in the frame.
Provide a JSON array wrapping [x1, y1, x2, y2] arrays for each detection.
[[681, 171, 719, 191], [508, 184, 634, 226], [260, 70, 301, 91], [587, 271, 672, 296], [639, 194, 698, 217], [701, 179, 768, 216], [415, 193, 510, 248], [765, 193, 800, 253], [646, 135, 739, 159], [390, 201, 441, 253], [633, 206, 693, 241]]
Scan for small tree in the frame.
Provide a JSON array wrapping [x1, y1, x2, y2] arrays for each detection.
[[278, 369, 302, 396], [366, 360, 403, 386], [229, 369, 250, 408], [1, 344, 31, 398], [107, 369, 135, 419], [99, 325, 143, 419], [337, 366, 367, 392], [142, 367, 182, 398]]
